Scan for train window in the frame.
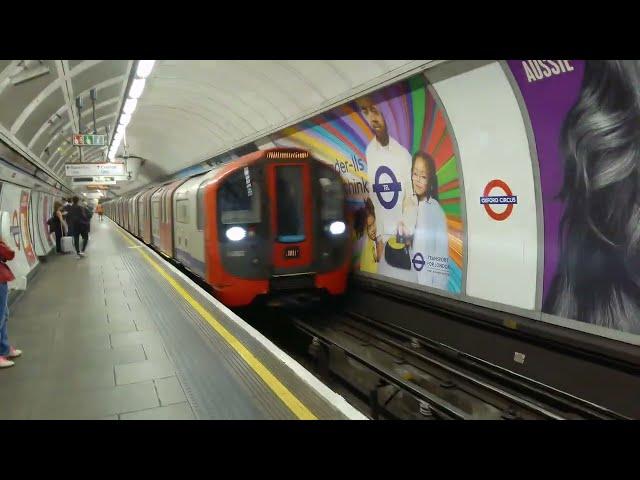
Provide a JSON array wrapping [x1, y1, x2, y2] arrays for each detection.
[[176, 199, 190, 224], [276, 166, 304, 242], [219, 170, 261, 225], [197, 183, 205, 231], [318, 168, 344, 221], [152, 200, 160, 220], [161, 190, 167, 223]]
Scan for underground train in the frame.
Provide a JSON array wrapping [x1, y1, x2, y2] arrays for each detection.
[[104, 148, 351, 307]]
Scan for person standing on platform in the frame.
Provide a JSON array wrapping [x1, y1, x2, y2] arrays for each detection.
[[60, 198, 72, 237], [67, 196, 91, 259], [48, 200, 67, 255], [0, 239, 21, 368]]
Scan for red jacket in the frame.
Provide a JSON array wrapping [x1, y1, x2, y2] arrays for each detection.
[[0, 241, 15, 283]]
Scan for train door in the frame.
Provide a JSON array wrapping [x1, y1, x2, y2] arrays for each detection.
[[157, 186, 173, 255], [124, 197, 130, 230], [130, 195, 138, 236], [266, 162, 313, 274], [172, 177, 204, 276], [138, 193, 146, 238], [151, 189, 162, 246]]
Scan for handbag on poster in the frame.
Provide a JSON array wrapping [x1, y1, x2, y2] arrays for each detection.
[[384, 237, 411, 270]]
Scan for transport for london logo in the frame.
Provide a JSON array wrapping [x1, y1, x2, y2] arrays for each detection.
[[480, 179, 518, 221], [372, 166, 402, 209]]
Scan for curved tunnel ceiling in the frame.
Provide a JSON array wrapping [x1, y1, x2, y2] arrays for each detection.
[[0, 60, 435, 196], [0, 60, 132, 190]]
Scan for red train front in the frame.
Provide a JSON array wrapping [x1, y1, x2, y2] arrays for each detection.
[[204, 149, 351, 306]]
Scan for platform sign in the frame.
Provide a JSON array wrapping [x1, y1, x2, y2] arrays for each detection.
[[72, 134, 106, 146], [65, 163, 126, 177], [72, 177, 117, 185], [89, 175, 128, 183]]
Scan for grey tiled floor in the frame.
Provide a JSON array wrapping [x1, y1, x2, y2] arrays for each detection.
[[1, 219, 195, 420], [1, 218, 353, 420]]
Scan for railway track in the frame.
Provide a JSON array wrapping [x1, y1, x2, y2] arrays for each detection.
[[288, 306, 626, 420]]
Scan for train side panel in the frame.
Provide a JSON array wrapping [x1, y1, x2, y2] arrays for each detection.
[[159, 179, 186, 257], [173, 176, 205, 277]]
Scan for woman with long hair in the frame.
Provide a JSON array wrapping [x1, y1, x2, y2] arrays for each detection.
[[544, 60, 640, 334], [48, 200, 67, 254]]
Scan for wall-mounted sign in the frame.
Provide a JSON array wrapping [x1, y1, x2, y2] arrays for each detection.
[[265, 150, 309, 160], [72, 134, 106, 146], [480, 179, 518, 221], [65, 163, 126, 177], [72, 177, 117, 185]]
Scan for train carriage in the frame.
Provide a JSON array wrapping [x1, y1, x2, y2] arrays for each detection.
[[105, 148, 350, 307]]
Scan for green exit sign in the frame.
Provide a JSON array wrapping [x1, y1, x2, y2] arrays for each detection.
[[72, 134, 106, 146]]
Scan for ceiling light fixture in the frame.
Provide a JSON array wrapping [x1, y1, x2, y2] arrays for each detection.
[[123, 98, 137, 115], [107, 60, 155, 163], [136, 60, 156, 79]]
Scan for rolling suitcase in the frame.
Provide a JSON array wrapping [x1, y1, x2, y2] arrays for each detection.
[[61, 236, 74, 253]]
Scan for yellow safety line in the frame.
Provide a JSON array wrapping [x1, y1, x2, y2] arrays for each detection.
[[113, 224, 317, 420]]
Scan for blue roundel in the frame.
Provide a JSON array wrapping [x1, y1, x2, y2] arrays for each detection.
[[412, 252, 425, 271], [372, 166, 402, 209]]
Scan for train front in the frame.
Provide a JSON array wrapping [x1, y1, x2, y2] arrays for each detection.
[[213, 149, 351, 307]]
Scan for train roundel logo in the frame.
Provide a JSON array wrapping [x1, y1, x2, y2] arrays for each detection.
[[480, 179, 518, 221], [372, 166, 402, 209], [412, 252, 425, 272]]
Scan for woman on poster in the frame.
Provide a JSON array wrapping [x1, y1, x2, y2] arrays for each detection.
[[544, 60, 640, 333]]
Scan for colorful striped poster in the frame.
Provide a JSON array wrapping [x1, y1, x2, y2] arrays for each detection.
[[267, 74, 464, 294]]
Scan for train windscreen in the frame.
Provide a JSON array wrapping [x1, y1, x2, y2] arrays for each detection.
[[276, 166, 304, 243], [219, 169, 261, 225], [317, 168, 344, 222]]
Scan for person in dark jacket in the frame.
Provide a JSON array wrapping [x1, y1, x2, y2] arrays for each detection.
[[67, 196, 91, 259], [0, 240, 21, 368]]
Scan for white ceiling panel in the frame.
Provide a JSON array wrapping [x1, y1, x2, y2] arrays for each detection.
[[0, 59, 436, 194]]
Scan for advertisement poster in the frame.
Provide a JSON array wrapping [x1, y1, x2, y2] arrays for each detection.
[[0, 183, 37, 288], [508, 60, 640, 335], [268, 74, 464, 294], [42, 194, 54, 248], [20, 190, 37, 266]]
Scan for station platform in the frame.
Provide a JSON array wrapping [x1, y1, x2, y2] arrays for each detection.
[[0, 217, 364, 420]]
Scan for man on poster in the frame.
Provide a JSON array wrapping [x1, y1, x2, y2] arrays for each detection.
[[356, 95, 416, 283]]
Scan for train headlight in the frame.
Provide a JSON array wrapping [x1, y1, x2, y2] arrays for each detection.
[[329, 221, 346, 235], [226, 226, 246, 241]]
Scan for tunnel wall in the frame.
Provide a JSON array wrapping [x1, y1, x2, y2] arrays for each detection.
[[249, 59, 640, 345]]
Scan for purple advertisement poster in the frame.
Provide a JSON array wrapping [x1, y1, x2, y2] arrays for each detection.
[[508, 60, 640, 335], [506, 60, 585, 299]]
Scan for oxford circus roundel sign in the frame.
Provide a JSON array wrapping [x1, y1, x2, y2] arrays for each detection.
[[480, 179, 518, 221]]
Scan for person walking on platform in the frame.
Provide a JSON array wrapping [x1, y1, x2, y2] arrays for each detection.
[[95, 203, 104, 222], [67, 196, 91, 259], [48, 201, 68, 255], [0, 239, 21, 368]]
